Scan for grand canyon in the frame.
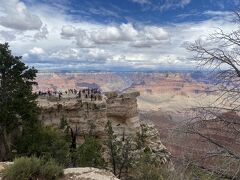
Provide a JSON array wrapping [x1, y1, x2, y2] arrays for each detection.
[[35, 72, 220, 162], [1, 0, 240, 179]]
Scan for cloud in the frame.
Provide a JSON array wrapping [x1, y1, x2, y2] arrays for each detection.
[[23, 47, 45, 61], [29, 47, 45, 55], [0, 30, 16, 41], [91, 26, 122, 44], [0, 0, 42, 30], [60, 23, 168, 48], [0, 0, 237, 71], [120, 23, 139, 40], [34, 25, 49, 40], [181, 0, 191, 6], [61, 25, 78, 38], [131, 0, 151, 4], [50, 48, 83, 60], [50, 48, 109, 64], [159, 0, 191, 11], [143, 26, 168, 40]]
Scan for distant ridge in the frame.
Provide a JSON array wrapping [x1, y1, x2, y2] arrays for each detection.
[[37, 69, 206, 73]]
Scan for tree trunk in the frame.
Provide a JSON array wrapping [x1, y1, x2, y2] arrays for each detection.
[[0, 128, 11, 161]]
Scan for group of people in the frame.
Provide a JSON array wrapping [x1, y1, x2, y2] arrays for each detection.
[[38, 88, 102, 101], [78, 88, 102, 101]]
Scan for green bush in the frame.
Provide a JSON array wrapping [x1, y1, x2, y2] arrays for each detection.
[[16, 126, 70, 166], [3, 157, 63, 180], [40, 159, 63, 179], [74, 136, 105, 168], [130, 151, 165, 180], [3, 157, 41, 180]]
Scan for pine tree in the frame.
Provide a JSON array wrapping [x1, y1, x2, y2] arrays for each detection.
[[0, 43, 38, 160]]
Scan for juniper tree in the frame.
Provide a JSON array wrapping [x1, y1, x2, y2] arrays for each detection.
[[0, 43, 38, 160], [105, 120, 134, 179]]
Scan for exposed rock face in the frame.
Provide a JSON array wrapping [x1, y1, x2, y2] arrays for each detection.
[[142, 123, 169, 163], [105, 91, 141, 138], [38, 91, 142, 142], [38, 90, 169, 161], [62, 167, 119, 180], [39, 97, 107, 144]]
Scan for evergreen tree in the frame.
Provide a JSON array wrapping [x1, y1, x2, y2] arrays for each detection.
[[74, 136, 105, 168], [105, 120, 134, 179], [0, 43, 38, 160]]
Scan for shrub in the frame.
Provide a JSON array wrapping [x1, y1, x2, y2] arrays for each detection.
[[130, 151, 165, 180], [3, 157, 41, 180], [59, 116, 68, 130], [40, 159, 63, 179], [16, 126, 70, 166], [135, 124, 148, 149], [74, 136, 105, 168], [105, 120, 135, 179], [3, 157, 63, 180]]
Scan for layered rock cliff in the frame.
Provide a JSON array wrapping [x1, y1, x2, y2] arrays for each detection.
[[38, 90, 169, 162]]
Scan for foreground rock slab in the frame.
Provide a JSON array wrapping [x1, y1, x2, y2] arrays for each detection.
[[62, 167, 119, 180], [0, 164, 119, 180], [0, 162, 13, 179]]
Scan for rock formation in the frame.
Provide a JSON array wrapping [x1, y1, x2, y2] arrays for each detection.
[[39, 95, 107, 144], [38, 90, 170, 161], [105, 91, 141, 138], [62, 167, 119, 180]]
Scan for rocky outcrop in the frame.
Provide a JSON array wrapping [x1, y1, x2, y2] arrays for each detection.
[[38, 97, 107, 144], [38, 90, 170, 161], [105, 90, 141, 138], [62, 167, 119, 180], [0, 163, 119, 180], [141, 123, 169, 163], [38, 90, 142, 142]]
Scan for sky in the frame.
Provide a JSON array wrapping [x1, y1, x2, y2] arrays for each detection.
[[0, 0, 239, 72]]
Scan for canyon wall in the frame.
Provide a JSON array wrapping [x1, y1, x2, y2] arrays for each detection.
[[38, 90, 169, 162], [38, 91, 141, 143]]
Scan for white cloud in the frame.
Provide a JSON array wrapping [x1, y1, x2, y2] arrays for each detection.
[[159, 0, 191, 11], [131, 0, 151, 4], [143, 26, 168, 40], [181, 0, 191, 6], [50, 48, 82, 60], [0, 0, 42, 30], [60, 23, 169, 48], [29, 47, 45, 55], [34, 25, 49, 40], [0, 1, 237, 71], [50, 48, 110, 64], [88, 48, 111, 60], [120, 23, 138, 40], [91, 26, 122, 44], [0, 30, 16, 41], [61, 25, 78, 38]]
